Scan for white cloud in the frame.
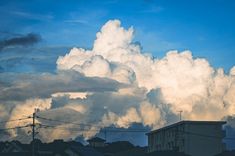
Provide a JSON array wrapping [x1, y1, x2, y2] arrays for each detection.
[[1, 19, 235, 142], [5, 98, 51, 138], [117, 107, 141, 128], [139, 102, 164, 128], [57, 19, 235, 126]]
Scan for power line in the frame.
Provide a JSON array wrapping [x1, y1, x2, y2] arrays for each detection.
[[36, 116, 99, 128], [1, 115, 233, 139], [36, 115, 148, 132], [3, 114, 233, 142], [0, 116, 32, 125], [38, 123, 147, 133], [0, 125, 31, 132], [39, 124, 98, 132]]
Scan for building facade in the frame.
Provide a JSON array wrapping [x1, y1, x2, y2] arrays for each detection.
[[147, 121, 226, 156]]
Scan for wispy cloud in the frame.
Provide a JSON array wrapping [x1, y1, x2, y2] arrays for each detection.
[[10, 11, 54, 21], [140, 6, 164, 13], [64, 19, 88, 24]]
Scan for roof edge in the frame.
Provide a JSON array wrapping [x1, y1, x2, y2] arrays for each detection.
[[146, 120, 227, 135]]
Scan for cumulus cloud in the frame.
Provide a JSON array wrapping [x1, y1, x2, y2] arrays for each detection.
[[57, 19, 235, 120], [117, 107, 141, 128], [5, 98, 52, 138], [1, 19, 235, 144], [139, 102, 163, 128], [56, 19, 235, 139]]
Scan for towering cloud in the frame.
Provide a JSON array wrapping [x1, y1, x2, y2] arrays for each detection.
[[57, 19, 235, 121], [1, 20, 235, 143]]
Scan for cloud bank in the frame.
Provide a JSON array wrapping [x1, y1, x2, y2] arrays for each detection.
[[0, 20, 235, 145]]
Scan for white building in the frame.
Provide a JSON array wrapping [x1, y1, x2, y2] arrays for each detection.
[[147, 121, 226, 156]]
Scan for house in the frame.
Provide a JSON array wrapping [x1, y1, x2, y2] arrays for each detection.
[[146, 120, 226, 156], [87, 137, 106, 148]]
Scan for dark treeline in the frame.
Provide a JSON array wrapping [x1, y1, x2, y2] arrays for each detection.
[[0, 138, 234, 156]]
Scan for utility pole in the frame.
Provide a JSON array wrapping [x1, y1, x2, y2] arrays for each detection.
[[32, 109, 36, 156]]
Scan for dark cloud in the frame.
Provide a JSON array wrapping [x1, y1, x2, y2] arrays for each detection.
[[0, 33, 41, 50], [0, 71, 123, 101]]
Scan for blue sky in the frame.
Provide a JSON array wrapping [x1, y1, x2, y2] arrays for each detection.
[[1, 0, 235, 148], [0, 0, 235, 72]]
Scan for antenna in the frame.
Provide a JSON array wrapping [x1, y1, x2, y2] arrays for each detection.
[[178, 110, 183, 121]]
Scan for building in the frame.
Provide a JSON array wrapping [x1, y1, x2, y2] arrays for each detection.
[[87, 137, 106, 148], [146, 121, 226, 156]]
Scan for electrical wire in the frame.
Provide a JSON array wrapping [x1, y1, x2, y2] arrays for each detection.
[[38, 124, 147, 133], [39, 124, 97, 132], [36, 116, 148, 132], [36, 116, 98, 128], [0, 116, 32, 125], [0, 124, 31, 132], [1, 114, 233, 141]]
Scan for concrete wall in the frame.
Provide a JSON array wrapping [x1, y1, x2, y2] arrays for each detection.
[[147, 122, 225, 156], [148, 126, 182, 152], [185, 123, 225, 156]]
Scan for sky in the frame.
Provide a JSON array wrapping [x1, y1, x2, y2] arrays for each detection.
[[0, 0, 235, 150], [0, 0, 235, 73]]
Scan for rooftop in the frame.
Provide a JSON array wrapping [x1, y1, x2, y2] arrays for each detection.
[[146, 120, 226, 135], [87, 137, 106, 143]]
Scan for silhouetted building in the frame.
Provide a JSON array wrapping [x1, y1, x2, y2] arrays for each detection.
[[92, 140, 146, 156], [87, 137, 106, 148], [147, 120, 226, 156], [214, 150, 235, 156]]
